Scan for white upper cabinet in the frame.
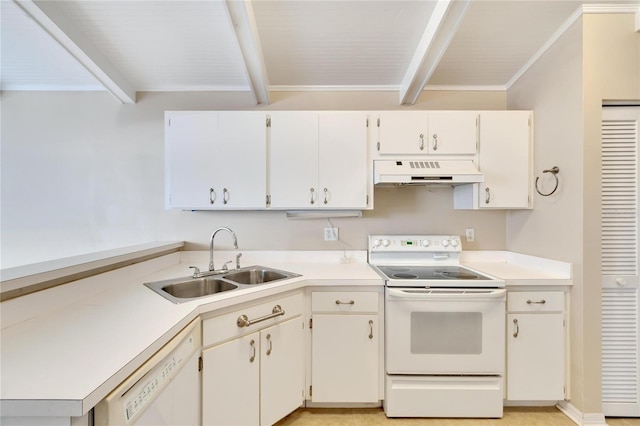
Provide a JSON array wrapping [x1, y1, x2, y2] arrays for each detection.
[[165, 111, 267, 210], [216, 112, 268, 208], [318, 112, 369, 209], [269, 111, 369, 209], [165, 111, 217, 209], [376, 111, 428, 154], [375, 111, 477, 155], [428, 111, 478, 154], [454, 111, 533, 209], [269, 111, 319, 209], [478, 111, 532, 209]]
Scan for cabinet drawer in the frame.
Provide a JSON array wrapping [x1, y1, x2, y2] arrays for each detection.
[[203, 292, 304, 347], [507, 291, 564, 312], [312, 291, 378, 313]]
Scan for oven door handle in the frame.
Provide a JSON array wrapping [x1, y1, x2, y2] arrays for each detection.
[[387, 288, 506, 301]]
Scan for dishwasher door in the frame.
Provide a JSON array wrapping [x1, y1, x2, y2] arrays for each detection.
[[95, 319, 201, 426]]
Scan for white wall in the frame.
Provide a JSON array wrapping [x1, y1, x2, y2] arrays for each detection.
[[507, 13, 640, 413], [1, 90, 507, 268], [506, 16, 587, 410]]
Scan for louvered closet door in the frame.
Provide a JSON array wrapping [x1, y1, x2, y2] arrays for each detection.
[[602, 106, 640, 416]]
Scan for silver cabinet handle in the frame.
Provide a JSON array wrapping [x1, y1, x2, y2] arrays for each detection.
[[335, 300, 355, 305], [209, 188, 216, 204], [223, 188, 229, 205], [368, 320, 374, 339], [249, 339, 256, 363], [485, 187, 491, 204], [266, 333, 272, 356], [237, 305, 285, 328], [323, 188, 329, 205], [513, 318, 519, 338], [310, 188, 315, 205], [419, 133, 424, 151], [527, 299, 546, 305], [432, 133, 438, 151]]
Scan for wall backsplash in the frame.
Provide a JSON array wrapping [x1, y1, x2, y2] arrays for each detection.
[[1, 91, 507, 268]]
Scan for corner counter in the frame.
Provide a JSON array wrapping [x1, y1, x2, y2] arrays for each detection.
[[1, 245, 572, 425]]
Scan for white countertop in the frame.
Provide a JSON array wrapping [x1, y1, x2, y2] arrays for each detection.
[[0, 245, 571, 418]]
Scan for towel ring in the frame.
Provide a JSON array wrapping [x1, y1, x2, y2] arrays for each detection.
[[535, 166, 560, 196]]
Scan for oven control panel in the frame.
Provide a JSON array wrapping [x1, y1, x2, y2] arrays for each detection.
[[369, 235, 462, 253]]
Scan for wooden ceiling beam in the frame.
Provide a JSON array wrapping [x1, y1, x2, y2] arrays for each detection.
[[14, 0, 136, 103], [224, 0, 271, 105], [399, 0, 471, 105]]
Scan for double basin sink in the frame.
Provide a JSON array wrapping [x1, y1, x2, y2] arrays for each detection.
[[144, 266, 300, 304]]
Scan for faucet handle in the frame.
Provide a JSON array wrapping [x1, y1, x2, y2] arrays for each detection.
[[189, 266, 201, 278], [236, 253, 243, 270], [222, 260, 233, 271]]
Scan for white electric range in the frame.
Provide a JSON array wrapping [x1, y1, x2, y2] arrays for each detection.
[[368, 235, 506, 419]]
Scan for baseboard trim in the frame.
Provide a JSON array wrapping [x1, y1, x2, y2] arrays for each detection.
[[557, 401, 608, 426]]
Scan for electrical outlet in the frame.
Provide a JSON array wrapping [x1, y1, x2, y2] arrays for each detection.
[[465, 228, 475, 242], [324, 227, 339, 241]]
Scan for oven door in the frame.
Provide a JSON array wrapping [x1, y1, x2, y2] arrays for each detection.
[[385, 287, 505, 375]]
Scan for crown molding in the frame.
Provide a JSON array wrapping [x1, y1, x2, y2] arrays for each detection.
[[506, 3, 640, 89]]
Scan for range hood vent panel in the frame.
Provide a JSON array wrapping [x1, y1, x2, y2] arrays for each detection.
[[374, 159, 483, 186]]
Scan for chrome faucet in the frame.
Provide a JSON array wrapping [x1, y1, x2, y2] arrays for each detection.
[[209, 227, 238, 271]]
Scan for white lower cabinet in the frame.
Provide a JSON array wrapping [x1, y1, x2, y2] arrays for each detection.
[[309, 290, 382, 403], [201, 292, 305, 425], [506, 290, 566, 401], [202, 332, 259, 426]]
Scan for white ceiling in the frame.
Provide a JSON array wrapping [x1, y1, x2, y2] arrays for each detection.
[[1, 0, 639, 104]]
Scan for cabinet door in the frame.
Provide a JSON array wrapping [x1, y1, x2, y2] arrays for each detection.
[[269, 112, 319, 208], [215, 112, 267, 208], [377, 111, 428, 154], [478, 111, 532, 208], [428, 111, 478, 154], [311, 314, 379, 403], [260, 318, 305, 426], [202, 333, 260, 426], [318, 112, 369, 209], [507, 313, 565, 400], [165, 112, 217, 209]]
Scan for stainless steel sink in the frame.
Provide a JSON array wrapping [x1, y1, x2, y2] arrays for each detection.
[[163, 278, 238, 298], [144, 266, 299, 303], [222, 268, 289, 285], [144, 277, 238, 304]]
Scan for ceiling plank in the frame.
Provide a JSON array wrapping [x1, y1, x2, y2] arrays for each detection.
[[399, 0, 470, 105], [224, 0, 270, 105], [13, 0, 136, 103]]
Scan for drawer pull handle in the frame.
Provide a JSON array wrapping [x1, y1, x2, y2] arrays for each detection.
[[527, 299, 546, 305], [237, 305, 285, 328], [513, 319, 519, 338], [368, 320, 374, 339], [335, 300, 355, 305]]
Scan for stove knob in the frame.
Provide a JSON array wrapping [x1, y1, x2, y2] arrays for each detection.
[[442, 239, 450, 247], [382, 239, 391, 247], [421, 239, 430, 247], [372, 239, 382, 248], [450, 239, 459, 247]]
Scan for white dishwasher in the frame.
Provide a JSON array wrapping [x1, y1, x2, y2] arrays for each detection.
[[95, 319, 201, 426]]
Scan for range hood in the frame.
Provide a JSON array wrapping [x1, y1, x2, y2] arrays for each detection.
[[374, 159, 483, 186]]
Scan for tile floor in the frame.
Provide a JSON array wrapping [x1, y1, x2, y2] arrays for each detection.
[[275, 407, 640, 425]]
